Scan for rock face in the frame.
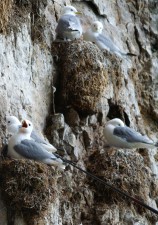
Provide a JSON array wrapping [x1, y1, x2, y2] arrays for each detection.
[[0, 0, 158, 224]]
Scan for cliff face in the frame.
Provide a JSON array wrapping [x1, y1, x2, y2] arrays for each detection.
[[0, 0, 158, 224]]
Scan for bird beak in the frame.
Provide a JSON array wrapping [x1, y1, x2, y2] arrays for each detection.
[[75, 11, 82, 15], [22, 120, 28, 128]]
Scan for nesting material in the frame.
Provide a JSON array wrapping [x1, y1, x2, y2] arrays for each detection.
[[0, 159, 58, 218], [0, 0, 47, 42], [87, 149, 158, 219], [52, 41, 108, 114], [0, 0, 13, 34]]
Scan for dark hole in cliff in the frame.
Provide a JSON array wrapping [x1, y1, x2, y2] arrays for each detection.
[[151, 38, 158, 52], [0, 159, 59, 223], [124, 111, 130, 126], [84, 1, 105, 18], [107, 99, 130, 126]]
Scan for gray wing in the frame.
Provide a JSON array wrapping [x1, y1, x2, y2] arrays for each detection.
[[14, 140, 56, 160], [96, 34, 123, 54], [31, 130, 48, 145], [56, 14, 81, 36], [113, 126, 153, 144]]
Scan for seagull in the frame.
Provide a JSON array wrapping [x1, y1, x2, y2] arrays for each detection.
[[8, 120, 65, 169], [83, 21, 136, 57], [6, 116, 57, 153], [55, 5, 82, 41], [103, 118, 157, 149]]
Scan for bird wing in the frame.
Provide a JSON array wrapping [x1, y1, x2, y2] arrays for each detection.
[[31, 130, 48, 145], [56, 15, 81, 34], [31, 130, 56, 152], [113, 126, 153, 144], [14, 139, 56, 160], [96, 34, 123, 54]]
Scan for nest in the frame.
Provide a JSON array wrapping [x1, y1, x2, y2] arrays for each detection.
[[87, 149, 158, 221], [52, 41, 108, 114], [0, 159, 58, 220]]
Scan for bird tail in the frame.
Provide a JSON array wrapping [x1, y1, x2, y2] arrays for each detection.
[[42, 143, 57, 153], [51, 156, 66, 170]]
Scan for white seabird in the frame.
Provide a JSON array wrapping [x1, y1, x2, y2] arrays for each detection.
[[104, 118, 157, 149], [55, 5, 82, 41], [83, 21, 136, 57], [6, 116, 57, 153], [8, 119, 65, 169]]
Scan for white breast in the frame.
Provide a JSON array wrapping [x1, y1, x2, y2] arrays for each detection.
[[8, 133, 30, 159]]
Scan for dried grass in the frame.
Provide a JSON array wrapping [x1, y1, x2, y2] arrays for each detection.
[[0, 0, 47, 44], [52, 41, 108, 114], [87, 148, 158, 222], [0, 0, 13, 34], [0, 159, 59, 222]]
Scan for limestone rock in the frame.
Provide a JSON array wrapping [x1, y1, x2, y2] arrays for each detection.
[[0, 0, 158, 224]]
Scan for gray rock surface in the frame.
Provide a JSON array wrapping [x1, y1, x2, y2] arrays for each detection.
[[0, 0, 158, 224]]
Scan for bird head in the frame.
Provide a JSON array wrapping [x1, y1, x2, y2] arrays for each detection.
[[91, 21, 103, 33], [20, 120, 33, 134], [6, 116, 21, 127], [62, 5, 81, 16], [106, 118, 125, 127]]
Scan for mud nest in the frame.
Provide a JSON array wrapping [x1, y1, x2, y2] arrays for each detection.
[[87, 149, 158, 220], [0, 159, 58, 219], [52, 41, 108, 114]]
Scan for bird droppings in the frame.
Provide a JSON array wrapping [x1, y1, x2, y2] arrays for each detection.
[[87, 149, 158, 223], [52, 40, 108, 115], [0, 159, 59, 223]]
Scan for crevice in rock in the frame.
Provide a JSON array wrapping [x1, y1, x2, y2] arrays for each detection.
[[107, 99, 130, 126], [80, 1, 102, 17], [134, 25, 142, 55]]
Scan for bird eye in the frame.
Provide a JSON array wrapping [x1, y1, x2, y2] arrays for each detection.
[[71, 9, 73, 11], [29, 124, 31, 126], [8, 121, 10, 124]]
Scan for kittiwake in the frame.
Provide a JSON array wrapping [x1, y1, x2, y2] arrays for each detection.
[[55, 5, 82, 41], [8, 119, 65, 169], [83, 21, 136, 57], [104, 118, 157, 149], [6, 116, 57, 153]]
